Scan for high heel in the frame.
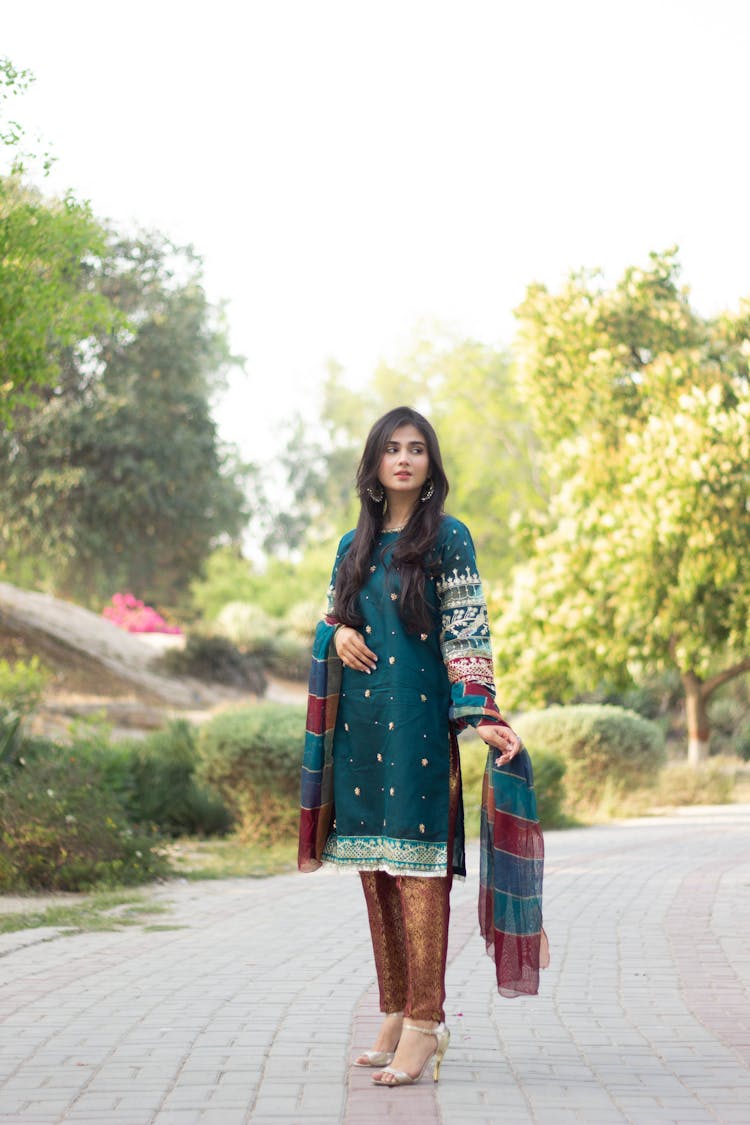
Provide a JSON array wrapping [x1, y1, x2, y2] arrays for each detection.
[[353, 1049, 395, 1067], [372, 1022, 450, 1086], [353, 1011, 403, 1068]]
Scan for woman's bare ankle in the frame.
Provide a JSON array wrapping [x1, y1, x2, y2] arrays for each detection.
[[372, 1011, 403, 1052]]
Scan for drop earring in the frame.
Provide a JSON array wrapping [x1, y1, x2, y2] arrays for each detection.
[[420, 479, 434, 502], [367, 483, 385, 502]]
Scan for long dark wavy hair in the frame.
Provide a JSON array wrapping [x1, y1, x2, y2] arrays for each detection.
[[333, 406, 449, 634]]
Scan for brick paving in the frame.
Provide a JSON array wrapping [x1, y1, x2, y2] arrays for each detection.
[[0, 805, 748, 1124]]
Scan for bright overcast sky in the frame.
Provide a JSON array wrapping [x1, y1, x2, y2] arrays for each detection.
[[5, 0, 750, 461]]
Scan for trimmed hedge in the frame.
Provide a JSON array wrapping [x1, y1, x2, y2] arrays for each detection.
[[527, 748, 567, 826], [516, 704, 665, 808], [196, 703, 306, 844]]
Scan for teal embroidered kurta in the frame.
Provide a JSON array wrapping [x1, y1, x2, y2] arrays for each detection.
[[319, 515, 500, 877], [299, 514, 548, 996]]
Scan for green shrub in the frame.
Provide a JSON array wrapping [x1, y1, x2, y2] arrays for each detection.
[[460, 736, 568, 833], [529, 748, 568, 826], [652, 761, 735, 807], [118, 722, 231, 837], [197, 703, 306, 843], [736, 726, 750, 763], [578, 671, 683, 721], [0, 710, 23, 767], [0, 658, 51, 767], [459, 737, 489, 835], [64, 720, 231, 838], [708, 697, 750, 760], [215, 602, 276, 653], [266, 633, 312, 681], [282, 600, 321, 642], [0, 753, 169, 892], [516, 704, 665, 809], [161, 634, 266, 693], [190, 547, 332, 621], [0, 657, 50, 712]]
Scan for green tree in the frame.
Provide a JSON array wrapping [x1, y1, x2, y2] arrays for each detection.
[[0, 56, 50, 172], [0, 232, 250, 606], [494, 251, 750, 764], [1, 59, 114, 421], [267, 332, 544, 584], [403, 335, 544, 579]]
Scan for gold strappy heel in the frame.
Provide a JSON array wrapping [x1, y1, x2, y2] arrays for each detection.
[[371, 1021, 450, 1086], [353, 1011, 403, 1067], [354, 1049, 396, 1067]]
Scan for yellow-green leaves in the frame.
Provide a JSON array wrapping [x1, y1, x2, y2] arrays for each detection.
[[495, 251, 750, 711]]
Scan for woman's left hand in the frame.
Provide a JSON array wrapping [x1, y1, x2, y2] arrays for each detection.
[[477, 722, 522, 766]]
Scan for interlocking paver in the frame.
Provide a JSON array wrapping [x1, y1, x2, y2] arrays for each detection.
[[0, 805, 748, 1122]]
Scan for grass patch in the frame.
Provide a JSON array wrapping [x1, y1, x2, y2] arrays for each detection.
[[168, 836, 297, 879], [0, 890, 168, 934], [1, 838, 298, 933]]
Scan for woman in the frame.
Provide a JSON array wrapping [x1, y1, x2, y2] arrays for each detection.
[[299, 406, 545, 1088]]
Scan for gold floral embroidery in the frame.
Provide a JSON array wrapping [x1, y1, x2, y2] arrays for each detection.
[[354, 787, 361, 796], [419, 824, 425, 834], [420, 633, 428, 641], [390, 787, 395, 796], [377, 753, 383, 762], [446, 655, 495, 687], [389, 656, 396, 664], [420, 694, 427, 702], [390, 592, 398, 601], [421, 758, 429, 766], [365, 625, 372, 633], [388, 721, 394, 730], [344, 722, 350, 731], [322, 834, 447, 873]]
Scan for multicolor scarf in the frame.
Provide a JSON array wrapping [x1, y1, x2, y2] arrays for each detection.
[[298, 619, 547, 997], [298, 620, 341, 873]]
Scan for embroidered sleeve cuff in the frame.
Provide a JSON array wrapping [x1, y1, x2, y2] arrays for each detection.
[[446, 655, 495, 688]]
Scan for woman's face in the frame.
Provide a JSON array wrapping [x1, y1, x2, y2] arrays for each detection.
[[377, 423, 430, 500]]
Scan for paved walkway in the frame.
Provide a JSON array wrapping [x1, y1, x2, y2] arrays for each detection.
[[1, 806, 749, 1125]]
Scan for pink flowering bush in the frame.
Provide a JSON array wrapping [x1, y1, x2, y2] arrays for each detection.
[[102, 593, 182, 635]]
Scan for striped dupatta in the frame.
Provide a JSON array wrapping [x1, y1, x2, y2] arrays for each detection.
[[451, 674, 547, 997], [479, 746, 548, 997], [298, 619, 340, 872]]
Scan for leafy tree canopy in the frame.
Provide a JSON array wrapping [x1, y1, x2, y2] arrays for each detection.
[[1, 59, 117, 421], [0, 178, 116, 423], [494, 251, 750, 762], [264, 330, 545, 585], [0, 231, 250, 606]]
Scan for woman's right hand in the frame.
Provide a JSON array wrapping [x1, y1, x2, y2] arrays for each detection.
[[335, 626, 378, 674]]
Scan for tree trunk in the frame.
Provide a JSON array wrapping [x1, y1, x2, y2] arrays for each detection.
[[682, 671, 710, 767], [677, 656, 750, 766]]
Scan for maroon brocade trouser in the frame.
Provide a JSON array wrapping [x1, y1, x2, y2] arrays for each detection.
[[359, 870, 451, 1023]]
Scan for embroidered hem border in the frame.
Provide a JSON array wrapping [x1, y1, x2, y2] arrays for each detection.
[[322, 833, 448, 875]]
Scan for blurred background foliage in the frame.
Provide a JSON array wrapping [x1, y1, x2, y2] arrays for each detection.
[[2, 54, 750, 896]]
